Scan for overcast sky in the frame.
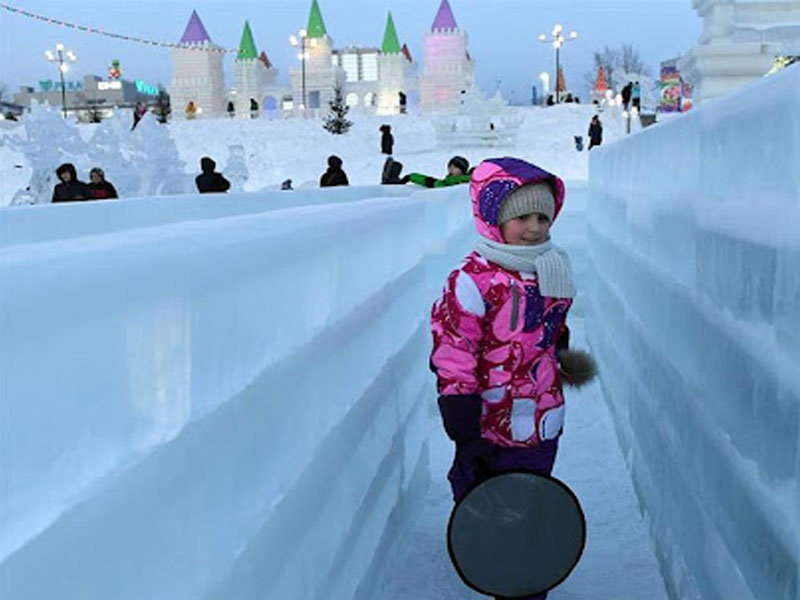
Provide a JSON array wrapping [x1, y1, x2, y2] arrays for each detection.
[[1, 0, 702, 101]]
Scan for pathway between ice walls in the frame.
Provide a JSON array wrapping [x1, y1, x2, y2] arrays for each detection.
[[587, 67, 800, 600], [0, 184, 479, 600]]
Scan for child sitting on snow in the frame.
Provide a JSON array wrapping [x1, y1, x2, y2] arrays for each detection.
[[430, 157, 594, 599]]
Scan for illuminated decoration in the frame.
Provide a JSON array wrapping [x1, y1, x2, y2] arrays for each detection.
[[108, 59, 122, 80], [135, 80, 159, 96], [0, 2, 236, 52], [658, 64, 692, 113], [765, 55, 799, 76], [594, 66, 607, 93], [39, 79, 83, 92], [169, 10, 227, 118], [556, 65, 567, 94], [419, 0, 476, 112], [98, 80, 123, 91]]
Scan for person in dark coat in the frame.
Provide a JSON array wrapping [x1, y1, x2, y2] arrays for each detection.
[[320, 155, 349, 187], [131, 102, 147, 130], [381, 157, 404, 184], [52, 163, 91, 202], [380, 124, 394, 155], [621, 82, 633, 111], [87, 167, 118, 199], [587, 115, 603, 150], [195, 157, 231, 193]]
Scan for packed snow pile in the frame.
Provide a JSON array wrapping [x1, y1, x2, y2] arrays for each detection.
[[0, 102, 626, 206], [0, 102, 192, 205]]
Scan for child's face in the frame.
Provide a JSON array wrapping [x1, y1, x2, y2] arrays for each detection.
[[90, 172, 102, 184], [59, 171, 72, 183], [500, 212, 551, 245], [448, 164, 464, 176]]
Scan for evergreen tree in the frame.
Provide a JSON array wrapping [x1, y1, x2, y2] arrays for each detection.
[[323, 85, 352, 135]]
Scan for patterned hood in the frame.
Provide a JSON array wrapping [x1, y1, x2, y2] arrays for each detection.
[[469, 157, 566, 243]]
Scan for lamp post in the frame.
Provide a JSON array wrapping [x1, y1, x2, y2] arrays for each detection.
[[289, 29, 318, 112], [45, 43, 76, 119], [538, 25, 577, 104]]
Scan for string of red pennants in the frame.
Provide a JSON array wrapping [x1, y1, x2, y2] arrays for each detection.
[[0, 3, 237, 53]]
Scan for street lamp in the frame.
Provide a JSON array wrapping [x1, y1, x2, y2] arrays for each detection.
[[46, 43, 77, 119], [289, 29, 318, 112], [538, 25, 577, 104]]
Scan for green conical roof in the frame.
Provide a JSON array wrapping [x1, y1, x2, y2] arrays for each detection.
[[382, 12, 401, 54], [237, 21, 258, 59], [306, 0, 327, 38]]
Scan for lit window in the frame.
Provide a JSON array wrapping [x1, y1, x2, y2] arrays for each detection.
[[362, 53, 378, 82], [346, 93, 359, 106]]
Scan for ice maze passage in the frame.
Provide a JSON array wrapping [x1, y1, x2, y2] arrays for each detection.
[[587, 67, 800, 600], [0, 185, 477, 600]]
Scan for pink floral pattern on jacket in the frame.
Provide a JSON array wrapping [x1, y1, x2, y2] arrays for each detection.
[[430, 158, 572, 448]]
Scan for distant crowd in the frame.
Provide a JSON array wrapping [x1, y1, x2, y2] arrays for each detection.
[[50, 117, 603, 203]]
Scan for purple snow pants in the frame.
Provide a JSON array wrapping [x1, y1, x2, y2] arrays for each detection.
[[448, 438, 559, 600]]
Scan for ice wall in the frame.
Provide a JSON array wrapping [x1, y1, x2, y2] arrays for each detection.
[[586, 67, 800, 600], [0, 185, 474, 599]]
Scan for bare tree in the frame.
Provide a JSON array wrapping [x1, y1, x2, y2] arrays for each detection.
[[583, 45, 651, 95]]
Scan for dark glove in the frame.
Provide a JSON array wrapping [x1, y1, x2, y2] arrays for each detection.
[[438, 394, 482, 444], [399, 174, 411, 185]]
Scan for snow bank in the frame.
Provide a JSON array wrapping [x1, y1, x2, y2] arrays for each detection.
[[0, 185, 473, 600], [1, 103, 621, 206], [586, 65, 799, 600]]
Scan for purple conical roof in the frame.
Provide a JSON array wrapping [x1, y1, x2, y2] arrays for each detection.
[[180, 10, 212, 44], [431, 0, 458, 31]]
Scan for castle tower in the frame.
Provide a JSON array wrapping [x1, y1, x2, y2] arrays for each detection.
[[377, 12, 417, 115], [169, 10, 227, 118], [678, 0, 800, 104], [419, 0, 475, 112], [289, 0, 344, 111], [232, 20, 278, 117]]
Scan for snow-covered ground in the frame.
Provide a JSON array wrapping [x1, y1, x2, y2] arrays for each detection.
[[380, 317, 669, 600], [0, 102, 628, 205]]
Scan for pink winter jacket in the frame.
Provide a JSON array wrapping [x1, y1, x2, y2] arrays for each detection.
[[430, 158, 572, 448]]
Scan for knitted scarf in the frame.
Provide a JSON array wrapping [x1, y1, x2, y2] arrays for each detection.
[[475, 238, 576, 299]]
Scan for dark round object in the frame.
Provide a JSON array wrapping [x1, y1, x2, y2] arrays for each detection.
[[447, 472, 586, 598]]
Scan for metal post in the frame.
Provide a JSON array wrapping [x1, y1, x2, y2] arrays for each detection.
[[301, 37, 306, 111], [555, 46, 560, 104], [58, 49, 67, 119]]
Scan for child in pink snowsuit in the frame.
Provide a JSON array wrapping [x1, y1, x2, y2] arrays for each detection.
[[430, 157, 575, 600]]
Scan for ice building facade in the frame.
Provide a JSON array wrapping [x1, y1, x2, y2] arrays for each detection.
[[678, 0, 800, 103], [419, 0, 475, 112], [168, 10, 227, 118]]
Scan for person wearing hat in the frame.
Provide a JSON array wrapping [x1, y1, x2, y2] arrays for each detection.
[[320, 155, 349, 187], [52, 163, 91, 203], [402, 155, 472, 188], [87, 167, 118, 200], [430, 158, 595, 599], [195, 157, 231, 194]]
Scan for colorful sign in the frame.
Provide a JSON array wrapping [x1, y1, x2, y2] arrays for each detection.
[[658, 65, 692, 113], [135, 80, 159, 96], [98, 81, 123, 91], [39, 79, 83, 92]]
